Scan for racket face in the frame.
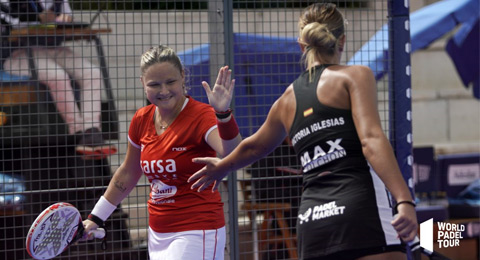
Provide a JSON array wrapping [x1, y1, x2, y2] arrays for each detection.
[[26, 202, 82, 260]]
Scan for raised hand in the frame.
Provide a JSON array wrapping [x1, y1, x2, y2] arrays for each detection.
[[202, 66, 236, 112]]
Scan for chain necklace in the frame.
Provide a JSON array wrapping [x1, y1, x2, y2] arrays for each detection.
[[155, 98, 186, 131]]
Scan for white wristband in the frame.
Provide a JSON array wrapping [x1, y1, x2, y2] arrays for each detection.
[[91, 196, 117, 221]]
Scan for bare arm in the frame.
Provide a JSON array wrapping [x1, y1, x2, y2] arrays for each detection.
[[189, 96, 289, 192], [81, 142, 143, 238], [349, 65, 417, 242], [203, 66, 242, 157], [102, 142, 144, 205], [206, 125, 242, 158]]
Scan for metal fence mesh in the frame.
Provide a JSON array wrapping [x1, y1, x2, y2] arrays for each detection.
[[0, 1, 391, 259]]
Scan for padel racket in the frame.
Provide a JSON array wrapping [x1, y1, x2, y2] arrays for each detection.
[[26, 202, 105, 260]]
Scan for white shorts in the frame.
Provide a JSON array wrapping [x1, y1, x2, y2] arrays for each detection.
[[148, 226, 226, 260]]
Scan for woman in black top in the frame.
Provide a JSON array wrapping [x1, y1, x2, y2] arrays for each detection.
[[189, 3, 417, 260]]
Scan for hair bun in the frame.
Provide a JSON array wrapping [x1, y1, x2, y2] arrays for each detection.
[[300, 22, 337, 55]]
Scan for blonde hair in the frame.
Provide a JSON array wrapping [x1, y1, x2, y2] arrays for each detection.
[[140, 45, 183, 75], [140, 45, 190, 93], [298, 3, 345, 76]]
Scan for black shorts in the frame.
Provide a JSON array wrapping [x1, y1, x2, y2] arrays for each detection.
[[305, 245, 406, 260]]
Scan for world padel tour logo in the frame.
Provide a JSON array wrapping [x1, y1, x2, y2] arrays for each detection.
[[420, 218, 465, 251]]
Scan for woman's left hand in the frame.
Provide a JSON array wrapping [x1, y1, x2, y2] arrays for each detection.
[[202, 66, 235, 112], [391, 203, 418, 243], [189, 157, 226, 192]]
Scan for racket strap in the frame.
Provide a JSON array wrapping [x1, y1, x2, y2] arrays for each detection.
[[88, 214, 108, 250]]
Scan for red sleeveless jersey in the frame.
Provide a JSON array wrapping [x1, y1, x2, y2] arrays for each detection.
[[128, 97, 224, 232]]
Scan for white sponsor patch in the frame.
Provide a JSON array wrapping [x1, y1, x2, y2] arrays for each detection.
[[151, 179, 177, 202]]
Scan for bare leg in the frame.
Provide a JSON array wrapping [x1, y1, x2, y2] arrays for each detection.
[[3, 48, 82, 134], [52, 47, 102, 132]]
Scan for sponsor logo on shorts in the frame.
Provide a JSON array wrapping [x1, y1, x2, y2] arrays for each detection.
[[298, 201, 346, 225]]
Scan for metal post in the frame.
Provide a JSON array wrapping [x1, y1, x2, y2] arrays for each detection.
[[208, 1, 238, 259], [223, 0, 239, 258], [388, 0, 414, 258], [94, 36, 119, 139], [208, 0, 225, 82]]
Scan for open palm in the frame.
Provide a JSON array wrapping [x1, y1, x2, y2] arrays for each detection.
[[202, 66, 235, 112]]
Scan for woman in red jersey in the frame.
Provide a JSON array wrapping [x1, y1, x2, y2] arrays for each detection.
[[82, 45, 241, 260]]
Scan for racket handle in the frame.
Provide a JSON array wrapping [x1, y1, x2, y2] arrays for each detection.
[[89, 228, 106, 239], [408, 236, 420, 250], [391, 214, 424, 254]]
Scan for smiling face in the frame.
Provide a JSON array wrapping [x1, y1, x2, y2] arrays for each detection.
[[141, 61, 186, 111]]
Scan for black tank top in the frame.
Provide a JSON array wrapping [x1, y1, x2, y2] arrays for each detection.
[[289, 65, 369, 187], [289, 66, 401, 258]]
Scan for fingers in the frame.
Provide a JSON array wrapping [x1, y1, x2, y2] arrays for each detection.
[[402, 229, 417, 243], [391, 214, 417, 242], [215, 66, 234, 91], [82, 231, 97, 241], [223, 68, 233, 92], [212, 181, 221, 192], [78, 220, 99, 242], [227, 79, 236, 95], [188, 166, 206, 183], [191, 176, 221, 193], [397, 228, 416, 242], [190, 176, 210, 192], [215, 66, 228, 86], [197, 179, 214, 192], [202, 81, 212, 95], [189, 157, 223, 192], [191, 157, 212, 164], [391, 214, 405, 227]]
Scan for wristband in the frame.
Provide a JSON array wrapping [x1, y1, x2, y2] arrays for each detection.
[[90, 196, 117, 221], [88, 214, 105, 227], [217, 114, 239, 140], [87, 213, 109, 250], [395, 200, 416, 212], [215, 108, 232, 119]]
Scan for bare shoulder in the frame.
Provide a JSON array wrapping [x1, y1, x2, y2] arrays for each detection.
[[276, 84, 295, 109], [342, 65, 375, 81], [268, 83, 295, 129], [327, 64, 372, 76], [324, 65, 375, 89]]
